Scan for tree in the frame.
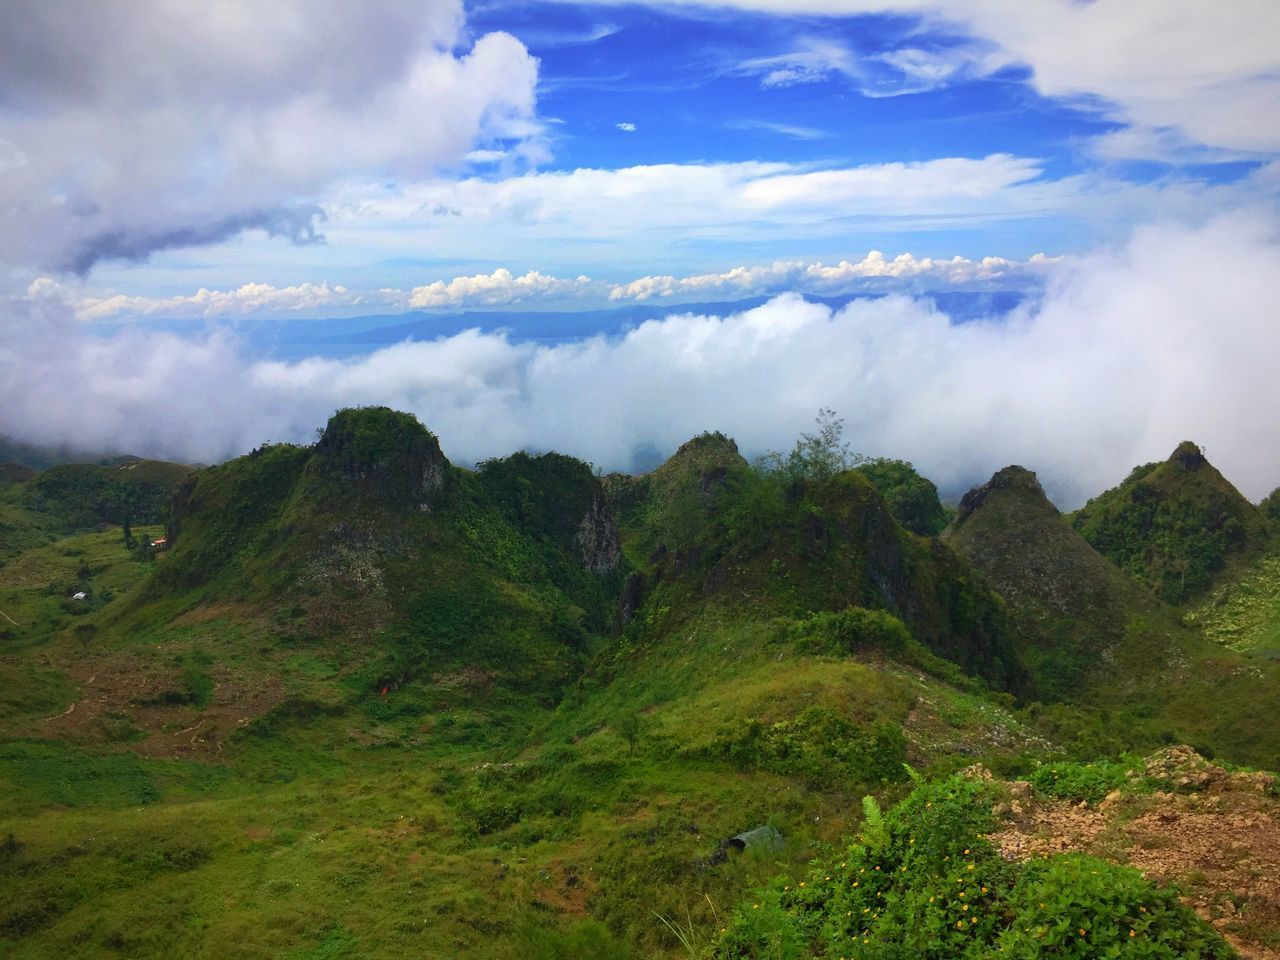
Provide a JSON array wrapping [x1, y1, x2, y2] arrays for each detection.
[[756, 408, 863, 482], [616, 712, 642, 758], [122, 510, 134, 549]]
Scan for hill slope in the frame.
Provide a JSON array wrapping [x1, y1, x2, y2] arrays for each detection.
[[1071, 442, 1270, 604]]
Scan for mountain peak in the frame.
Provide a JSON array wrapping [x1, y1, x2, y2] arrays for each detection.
[[313, 406, 447, 506], [954, 465, 1051, 526], [1169, 440, 1207, 471]]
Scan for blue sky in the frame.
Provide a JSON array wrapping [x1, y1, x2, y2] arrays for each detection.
[[2, 1, 1279, 502], [2, 0, 1271, 320]]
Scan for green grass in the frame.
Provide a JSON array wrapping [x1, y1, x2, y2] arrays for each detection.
[[1186, 549, 1280, 657], [2, 416, 1278, 957]]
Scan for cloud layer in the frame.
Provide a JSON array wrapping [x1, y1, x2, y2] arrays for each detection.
[[56, 249, 1058, 320], [3, 215, 1278, 509], [0, 0, 540, 274]]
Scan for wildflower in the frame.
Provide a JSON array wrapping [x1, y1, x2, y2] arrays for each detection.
[[1079, 928, 1086, 936], [971, 917, 978, 924], [753, 904, 760, 910], [1130, 930, 1136, 938]]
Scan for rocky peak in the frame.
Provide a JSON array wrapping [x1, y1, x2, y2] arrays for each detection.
[[1170, 440, 1207, 472], [313, 407, 447, 508], [954, 465, 1052, 525]]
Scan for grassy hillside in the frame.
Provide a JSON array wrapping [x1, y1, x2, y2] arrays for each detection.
[[1071, 442, 1270, 604], [1, 410, 1276, 958], [947, 464, 1280, 766]]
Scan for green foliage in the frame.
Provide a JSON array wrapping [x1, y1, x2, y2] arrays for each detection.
[[616, 711, 642, 757], [1028, 759, 1131, 803], [703, 707, 908, 787], [785, 607, 911, 657], [859, 796, 889, 855], [713, 775, 1231, 959], [515, 917, 633, 960], [997, 854, 1232, 958], [856, 459, 948, 536], [756, 409, 863, 482], [1072, 447, 1267, 604], [1260, 487, 1280, 524], [23, 460, 192, 532]]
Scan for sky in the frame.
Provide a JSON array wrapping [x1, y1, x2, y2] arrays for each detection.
[[1, 0, 1279, 506]]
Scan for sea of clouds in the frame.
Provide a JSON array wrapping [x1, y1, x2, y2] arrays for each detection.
[[3, 213, 1277, 509]]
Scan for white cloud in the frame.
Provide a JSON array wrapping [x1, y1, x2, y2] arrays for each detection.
[[4, 214, 1280, 508], [0, 1, 541, 274], [59, 250, 1052, 320], [68, 282, 364, 321], [561, 0, 1280, 156], [320, 154, 1072, 267], [405, 269, 597, 308], [609, 250, 1058, 300], [616, 122, 638, 132]]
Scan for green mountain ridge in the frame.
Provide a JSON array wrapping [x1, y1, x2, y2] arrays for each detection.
[[1, 408, 1278, 959], [1071, 441, 1271, 604]]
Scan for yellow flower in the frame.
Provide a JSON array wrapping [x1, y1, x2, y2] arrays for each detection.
[[1130, 930, 1136, 938], [962, 905, 969, 911], [970, 917, 977, 924], [1079, 928, 1087, 936]]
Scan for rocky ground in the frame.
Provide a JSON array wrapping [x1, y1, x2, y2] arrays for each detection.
[[986, 747, 1280, 959]]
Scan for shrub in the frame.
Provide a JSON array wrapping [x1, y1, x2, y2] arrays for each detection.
[[997, 854, 1233, 958], [713, 774, 1231, 959], [705, 707, 908, 787], [786, 608, 911, 657], [1028, 759, 1130, 803]]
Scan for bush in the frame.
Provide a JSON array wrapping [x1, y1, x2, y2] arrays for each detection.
[[1028, 759, 1130, 803], [713, 774, 1231, 959], [786, 608, 912, 657], [997, 854, 1232, 958], [705, 707, 908, 787]]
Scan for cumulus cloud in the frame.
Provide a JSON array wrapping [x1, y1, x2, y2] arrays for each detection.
[[608, 250, 1059, 300], [3, 215, 1279, 508], [57, 249, 1051, 320], [616, 122, 638, 132], [405, 269, 597, 308], [0, 0, 541, 274], [66, 281, 365, 322]]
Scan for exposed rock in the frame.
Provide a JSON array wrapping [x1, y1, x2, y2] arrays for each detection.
[[575, 496, 621, 574], [1171, 440, 1208, 471]]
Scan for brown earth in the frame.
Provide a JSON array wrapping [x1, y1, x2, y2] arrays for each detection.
[[987, 748, 1280, 959]]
